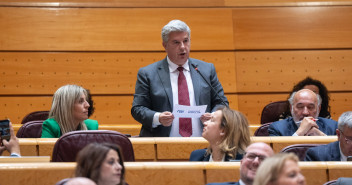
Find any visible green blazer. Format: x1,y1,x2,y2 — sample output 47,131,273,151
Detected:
41,118,99,138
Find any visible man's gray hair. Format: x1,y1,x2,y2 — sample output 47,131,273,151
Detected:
288,91,322,106
338,111,352,131
161,20,191,43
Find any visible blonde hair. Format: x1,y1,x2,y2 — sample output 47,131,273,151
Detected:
207,107,251,159
49,84,88,134
253,153,299,185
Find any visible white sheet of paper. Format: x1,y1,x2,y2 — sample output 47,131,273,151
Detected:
172,104,207,118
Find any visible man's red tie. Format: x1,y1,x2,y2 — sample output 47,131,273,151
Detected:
177,67,192,137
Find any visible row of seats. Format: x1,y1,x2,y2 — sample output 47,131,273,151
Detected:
15,102,287,139
20,101,286,125
0,161,350,185
6,134,337,161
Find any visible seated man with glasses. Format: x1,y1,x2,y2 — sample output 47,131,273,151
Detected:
305,111,352,161
207,142,274,185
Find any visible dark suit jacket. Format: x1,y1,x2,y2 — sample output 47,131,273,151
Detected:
268,117,337,136
189,149,243,161
305,141,341,161
131,57,228,137
207,182,239,185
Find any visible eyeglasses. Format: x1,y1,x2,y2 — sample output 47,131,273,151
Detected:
340,130,352,145
244,152,267,162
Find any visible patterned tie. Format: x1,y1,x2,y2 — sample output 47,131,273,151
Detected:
177,67,192,137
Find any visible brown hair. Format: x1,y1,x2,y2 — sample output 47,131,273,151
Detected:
75,143,125,185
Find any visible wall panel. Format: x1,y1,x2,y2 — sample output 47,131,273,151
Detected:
232,7,352,49
0,8,234,51
235,50,352,92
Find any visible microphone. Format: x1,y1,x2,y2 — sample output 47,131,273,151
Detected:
191,63,228,107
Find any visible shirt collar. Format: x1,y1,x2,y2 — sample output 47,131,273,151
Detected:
339,142,348,161
167,56,189,73
239,179,246,185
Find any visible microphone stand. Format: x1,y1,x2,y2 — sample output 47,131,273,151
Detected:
191,63,229,107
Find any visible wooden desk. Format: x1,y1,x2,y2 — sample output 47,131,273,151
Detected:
2,138,37,156
37,138,57,160
271,136,337,153
205,162,240,183
327,162,352,180
130,138,155,161
154,137,208,161
0,162,350,185
0,156,50,163
13,124,260,137
125,162,205,185
299,161,328,185
14,136,339,162
0,162,75,185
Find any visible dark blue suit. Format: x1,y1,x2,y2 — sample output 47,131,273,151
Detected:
268,117,337,136
305,141,341,161
207,182,239,185
189,149,243,161
132,58,228,137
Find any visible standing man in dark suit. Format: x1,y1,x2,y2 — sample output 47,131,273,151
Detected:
305,111,352,161
269,89,337,136
131,20,228,137
207,142,274,185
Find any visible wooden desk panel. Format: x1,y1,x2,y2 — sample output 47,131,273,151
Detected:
327,162,352,180
28,136,341,161
0,162,75,185
125,162,205,185
299,162,328,185
155,137,208,161
0,161,348,185
0,156,50,163
251,136,272,145
37,138,57,159
1,139,37,156
99,125,141,137
205,162,240,183
271,136,337,153
1,0,352,8
130,138,156,161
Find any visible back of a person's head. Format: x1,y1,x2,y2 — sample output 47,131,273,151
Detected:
218,106,251,158
253,153,299,185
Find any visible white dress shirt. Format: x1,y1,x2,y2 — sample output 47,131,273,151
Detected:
151,56,202,137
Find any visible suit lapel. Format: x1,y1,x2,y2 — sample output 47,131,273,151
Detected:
317,120,326,133
330,141,341,161
288,118,298,135
157,58,173,108
189,59,200,106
